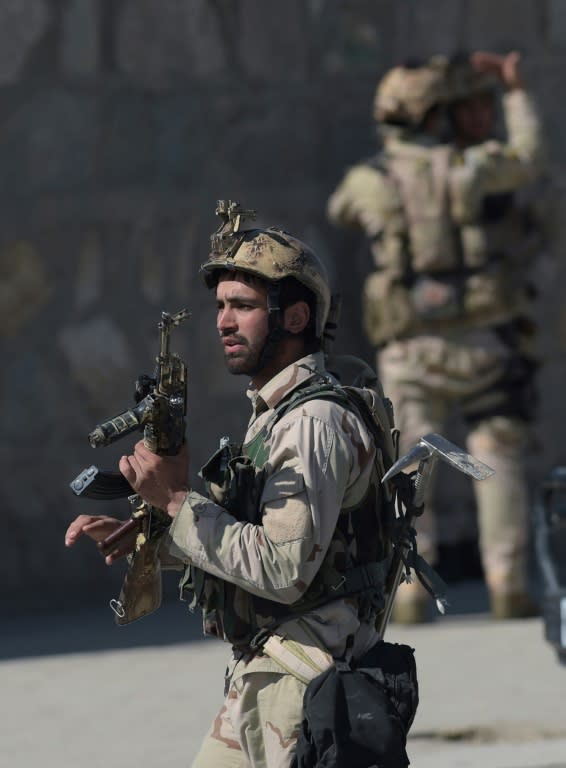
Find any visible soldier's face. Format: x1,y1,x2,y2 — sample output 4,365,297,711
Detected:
216,274,269,377
451,93,496,145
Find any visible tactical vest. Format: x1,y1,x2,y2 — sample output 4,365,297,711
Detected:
179,377,398,651
363,142,538,345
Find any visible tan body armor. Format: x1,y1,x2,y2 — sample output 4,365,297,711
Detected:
360,140,537,345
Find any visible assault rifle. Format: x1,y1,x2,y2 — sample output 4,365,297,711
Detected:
69,308,189,623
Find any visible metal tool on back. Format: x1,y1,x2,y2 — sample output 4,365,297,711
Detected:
378,432,494,638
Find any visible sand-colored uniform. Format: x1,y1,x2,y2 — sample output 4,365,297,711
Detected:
161,352,391,767
327,88,544,609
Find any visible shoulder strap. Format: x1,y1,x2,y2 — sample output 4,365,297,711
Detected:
272,376,397,475
243,378,340,468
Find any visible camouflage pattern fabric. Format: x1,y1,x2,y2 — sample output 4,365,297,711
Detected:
161,352,391,764
192,654,307,768
327,85,543,607
378,334,530,598
328,90,544,345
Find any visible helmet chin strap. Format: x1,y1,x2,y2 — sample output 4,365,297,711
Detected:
252,282,293,376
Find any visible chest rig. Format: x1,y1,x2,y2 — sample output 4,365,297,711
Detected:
363,145,538,344
179,377,398,651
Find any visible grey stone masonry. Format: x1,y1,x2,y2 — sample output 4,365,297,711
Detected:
1,0,566,610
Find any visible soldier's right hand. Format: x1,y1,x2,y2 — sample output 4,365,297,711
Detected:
500,51,524,89
470,50,524,89
65,514,136,565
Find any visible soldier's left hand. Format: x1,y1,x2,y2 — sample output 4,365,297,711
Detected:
119,440,190,518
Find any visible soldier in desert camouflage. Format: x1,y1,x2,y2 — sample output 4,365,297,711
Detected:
327,51,544,623
65,202,401,767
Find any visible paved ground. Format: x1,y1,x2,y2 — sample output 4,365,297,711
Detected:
2,582,565,768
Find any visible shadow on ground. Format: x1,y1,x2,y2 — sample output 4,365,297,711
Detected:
1,577,495,661
0,594,205,661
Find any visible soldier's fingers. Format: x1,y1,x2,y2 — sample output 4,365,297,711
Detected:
132,439,149,457
81,518,121,542
502,51,522,85
64,515,97,546
104,543,132,566
103,526,138,563
470,51,504,74
133,441,157,466
129,454,147,484
105,548,123,565
119,455,137,484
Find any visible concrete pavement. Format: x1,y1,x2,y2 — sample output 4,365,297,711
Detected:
2,586,565,768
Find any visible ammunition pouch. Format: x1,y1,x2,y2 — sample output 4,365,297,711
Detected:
460,320,540,425
463,351,539,425
364,253,530,345
500,353,539,423
199,439,265,522
363,270,414,345
178,441,268,647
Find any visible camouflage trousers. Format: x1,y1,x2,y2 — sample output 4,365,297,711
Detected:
378,333,531,599
192,653,306,768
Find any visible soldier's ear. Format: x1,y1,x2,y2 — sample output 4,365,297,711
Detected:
283,301,310,335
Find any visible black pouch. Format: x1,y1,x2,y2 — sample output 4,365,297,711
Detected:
292,641,418,768
199,441,264,522
356,641,419,732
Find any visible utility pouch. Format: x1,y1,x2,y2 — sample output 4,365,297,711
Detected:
292,641,417,768
262,629,334,685
199,439,239,504
463,260,519,320
363,270,414,344
355,640,419,731
200,440,264,522
224,456,263,522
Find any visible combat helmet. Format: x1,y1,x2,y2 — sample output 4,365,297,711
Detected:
200,200,331,339
373,60,448,127
445,52,498,102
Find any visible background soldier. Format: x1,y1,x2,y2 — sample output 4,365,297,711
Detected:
327,52,544,623
65,204,408,766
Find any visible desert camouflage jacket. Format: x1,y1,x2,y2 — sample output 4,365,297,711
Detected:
161,352,390,660
327,89,546,342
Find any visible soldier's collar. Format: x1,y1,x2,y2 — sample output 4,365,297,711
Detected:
248,352,324,413
385,132,444,154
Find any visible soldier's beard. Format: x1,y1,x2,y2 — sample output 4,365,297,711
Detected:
222,334,266,377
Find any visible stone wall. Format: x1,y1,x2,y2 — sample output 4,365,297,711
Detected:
2,0,566,611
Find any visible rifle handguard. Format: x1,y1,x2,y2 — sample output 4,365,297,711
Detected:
97,517,140,555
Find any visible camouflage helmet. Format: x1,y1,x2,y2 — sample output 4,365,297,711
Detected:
200,200,331,338
373,61,448,126
445,53,498,102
